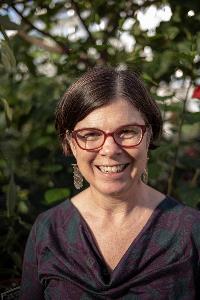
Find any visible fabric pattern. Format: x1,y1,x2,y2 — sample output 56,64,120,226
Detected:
20,197,200,299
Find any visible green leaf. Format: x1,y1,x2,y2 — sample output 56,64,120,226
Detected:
153,93,175,101
177,41,192,54
1,51,12,72
0,40,16,72
17,201,29,214
6,173,17,217
142,73,158,86
177,186,200,208
165,26,179,40
196,32,200,52
0,98,13,125
0,16,20,30
184,112,200,124
0,24,10,44
44,188,70,205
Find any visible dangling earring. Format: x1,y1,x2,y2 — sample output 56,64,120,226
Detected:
142,168,148,184
72,164,83,189
142,156,149,184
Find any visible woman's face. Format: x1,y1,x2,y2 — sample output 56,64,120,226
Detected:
69,98,150,197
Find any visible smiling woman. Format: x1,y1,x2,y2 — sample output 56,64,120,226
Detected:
20,66,200,299
66,99,150,198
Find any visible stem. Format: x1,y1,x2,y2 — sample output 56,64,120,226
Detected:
11,4,70,54
190,168,200,187
70,0,95,44
18,30,64,54
167,80,192,195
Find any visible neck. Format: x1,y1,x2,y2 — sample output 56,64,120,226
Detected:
86,181,150,220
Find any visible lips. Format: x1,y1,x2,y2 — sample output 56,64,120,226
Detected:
96,163,129,174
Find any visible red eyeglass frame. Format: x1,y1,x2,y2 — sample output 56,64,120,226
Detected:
70,124,148,151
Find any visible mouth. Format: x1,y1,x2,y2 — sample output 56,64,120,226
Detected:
96,163,129,174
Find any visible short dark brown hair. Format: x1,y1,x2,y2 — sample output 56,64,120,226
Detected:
55,66,163,154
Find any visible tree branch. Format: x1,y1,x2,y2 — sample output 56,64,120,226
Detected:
18,30,64,54
70,0,96,44
10,4,70,54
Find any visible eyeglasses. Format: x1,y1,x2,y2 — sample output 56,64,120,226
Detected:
70,124,148,151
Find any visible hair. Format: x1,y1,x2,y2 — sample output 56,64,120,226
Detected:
55,66,163,154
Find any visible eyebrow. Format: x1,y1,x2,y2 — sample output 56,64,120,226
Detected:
73,123,146,132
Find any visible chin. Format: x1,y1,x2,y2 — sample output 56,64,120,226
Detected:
94,182,132,198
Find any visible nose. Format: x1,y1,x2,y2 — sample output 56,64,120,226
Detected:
99,135,122,156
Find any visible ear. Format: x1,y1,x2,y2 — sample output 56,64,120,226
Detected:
69,139,77,158
65,131,77,158
146,126,152,149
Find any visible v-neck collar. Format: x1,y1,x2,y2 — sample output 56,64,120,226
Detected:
67,196,168,283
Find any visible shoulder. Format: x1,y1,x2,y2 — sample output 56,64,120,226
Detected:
33,199,75,240
37,199,71,222
162,196,200,240
181,203,200,252
160,196,200,218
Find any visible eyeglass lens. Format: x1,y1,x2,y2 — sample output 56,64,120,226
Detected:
75,125,144,150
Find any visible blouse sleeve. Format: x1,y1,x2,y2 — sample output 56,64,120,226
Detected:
20,218,44,300
191,213,200,299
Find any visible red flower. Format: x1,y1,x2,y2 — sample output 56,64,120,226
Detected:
192,86,200,99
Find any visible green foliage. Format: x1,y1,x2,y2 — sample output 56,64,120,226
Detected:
44,188,71,205
0,0,199,288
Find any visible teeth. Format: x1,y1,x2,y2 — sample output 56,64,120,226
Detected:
98,164,127,173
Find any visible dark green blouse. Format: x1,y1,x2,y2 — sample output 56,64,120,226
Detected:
20,196,200,299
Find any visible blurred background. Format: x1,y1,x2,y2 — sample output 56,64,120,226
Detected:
0,0,200,292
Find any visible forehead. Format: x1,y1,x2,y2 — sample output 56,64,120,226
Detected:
74,98,145,130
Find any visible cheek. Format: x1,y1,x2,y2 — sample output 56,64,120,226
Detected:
128,146,148,168
128,145,147,158
76,153,96,182
76,150,95,168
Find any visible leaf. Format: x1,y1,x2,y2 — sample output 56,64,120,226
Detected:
165,26,179,40
6,172,17,217
153,93,175,101
0,16,20,30
0,40,16,72
177,186,200,208
142,73,158,86
196,32,200,52
184,112,200,124
17,201,29,214
0,98,13,125
0,24,10,44
44,188,70,205
1,51,12,72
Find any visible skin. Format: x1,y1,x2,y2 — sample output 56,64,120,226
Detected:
68,98,164,223
67,98,165,271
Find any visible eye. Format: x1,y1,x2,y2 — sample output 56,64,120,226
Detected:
76,130,102,141
118,126,140,139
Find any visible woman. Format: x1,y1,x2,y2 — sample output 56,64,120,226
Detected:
20,66,200,299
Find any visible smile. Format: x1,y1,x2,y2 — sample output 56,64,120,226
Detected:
96,164,129,174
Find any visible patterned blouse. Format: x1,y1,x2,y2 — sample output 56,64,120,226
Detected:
20,196,200,299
